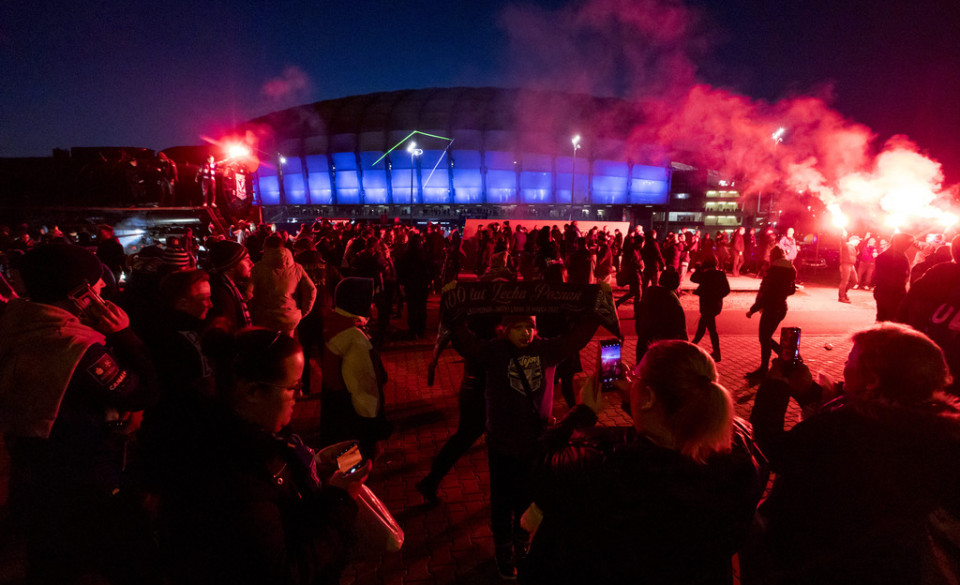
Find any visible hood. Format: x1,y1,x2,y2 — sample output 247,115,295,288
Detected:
259,245,295,270
0,300,106,437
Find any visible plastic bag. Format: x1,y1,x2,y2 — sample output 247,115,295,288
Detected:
354,484,404,555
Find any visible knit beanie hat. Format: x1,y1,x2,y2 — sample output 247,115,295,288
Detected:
208,240,248,272
334,277,374,318
20,244,104,303
161,247,191,270
130,245,164,274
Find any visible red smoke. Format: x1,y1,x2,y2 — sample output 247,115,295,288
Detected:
261,66,312,106
500,0,957,232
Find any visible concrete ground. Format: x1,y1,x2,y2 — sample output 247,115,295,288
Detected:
0,275,878,584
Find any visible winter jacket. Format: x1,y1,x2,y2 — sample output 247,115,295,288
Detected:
749,380,960,585
523,419,766,585
749,259,796,314
691,267,731,316
250,246,317,331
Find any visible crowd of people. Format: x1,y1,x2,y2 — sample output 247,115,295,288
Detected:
0,216,959,584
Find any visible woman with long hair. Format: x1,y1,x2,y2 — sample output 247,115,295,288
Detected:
521,341,766,585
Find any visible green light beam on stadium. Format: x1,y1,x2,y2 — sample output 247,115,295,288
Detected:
372,130,453,167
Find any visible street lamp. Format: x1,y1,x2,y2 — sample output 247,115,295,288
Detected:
571,134,581,204
758,127,786,216
407,141,423,204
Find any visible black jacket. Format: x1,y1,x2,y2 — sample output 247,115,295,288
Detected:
749,260,796,314
691,267,731,316
149,399,356,585
523,418,766,585
750,380,960,584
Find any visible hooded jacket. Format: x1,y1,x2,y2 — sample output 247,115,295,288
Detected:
0,300,105,437
250,245,317,331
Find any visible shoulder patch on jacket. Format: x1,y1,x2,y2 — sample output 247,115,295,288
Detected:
86,353,127,391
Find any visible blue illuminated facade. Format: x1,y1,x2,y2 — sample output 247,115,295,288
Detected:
242,88,671,210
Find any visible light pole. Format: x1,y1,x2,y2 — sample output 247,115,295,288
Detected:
571,134,581,205
759,127,786,217
407,141,423,204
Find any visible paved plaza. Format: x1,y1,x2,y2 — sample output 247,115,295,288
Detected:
312,278,875,585
0,277,877,584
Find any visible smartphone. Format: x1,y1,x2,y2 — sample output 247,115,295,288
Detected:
599,339,624,391
336,443,363,475
67,280,106,318
779,327,802,365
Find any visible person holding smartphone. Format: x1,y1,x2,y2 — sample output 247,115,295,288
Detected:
0,243,161,583
521,341,766,585
746,323,960,584
146,328,368,585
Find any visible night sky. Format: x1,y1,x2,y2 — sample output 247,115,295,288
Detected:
2,0,958,182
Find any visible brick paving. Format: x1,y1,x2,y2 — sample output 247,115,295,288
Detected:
296,284,864,585
0,279,870,585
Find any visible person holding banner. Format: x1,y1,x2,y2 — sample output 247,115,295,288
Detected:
449,303,601,580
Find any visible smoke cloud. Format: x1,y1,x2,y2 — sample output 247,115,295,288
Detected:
261,66,313,107
501,0,957,232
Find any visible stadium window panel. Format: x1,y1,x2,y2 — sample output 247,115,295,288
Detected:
592,160,628,204
332,152,361,205
359,152,388,205
629,164,670,204
390,152,417,205
281,157,306,205
521,171,552,203
556,156,587,204
451,150,482,204
305,155,332,205
632,164,669,182
520,153,553,203
420,150,451,204
486,170,517,203
257,167,281,205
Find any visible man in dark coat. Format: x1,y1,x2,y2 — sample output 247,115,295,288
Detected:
838,234,860,303
731,227,746,277
640,229,665,290
634,268,687,363
747,323,960,585
204,240,254,336
873,232,914,321
690,254,731,361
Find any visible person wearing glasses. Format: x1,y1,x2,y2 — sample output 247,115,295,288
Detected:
147,327,367,585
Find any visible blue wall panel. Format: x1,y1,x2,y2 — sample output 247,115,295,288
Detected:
259,144,668,207
592,160,628,204
521,171,552,203
305,155,332,205
282,157,307,205
359,152,388,205
629,164,670,204
420,150,450,204
332,152,361,204
257,167,281,205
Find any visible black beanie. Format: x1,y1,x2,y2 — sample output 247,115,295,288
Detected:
334,277,374,318
208,240,248,272
20,244,105,303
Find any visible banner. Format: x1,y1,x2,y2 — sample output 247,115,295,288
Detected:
440,281,621,339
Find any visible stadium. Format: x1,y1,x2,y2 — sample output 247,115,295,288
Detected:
238,87,676,224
